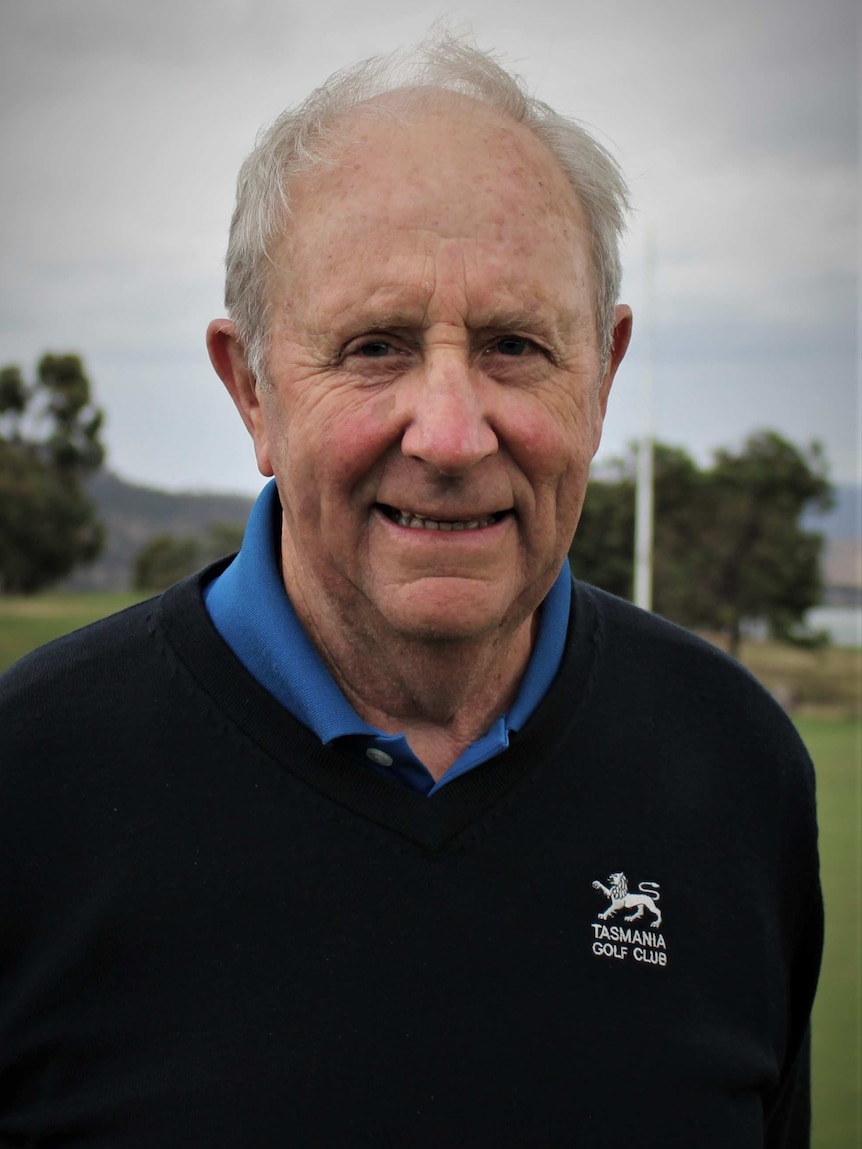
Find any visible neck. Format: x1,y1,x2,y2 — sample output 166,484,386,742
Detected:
284,572,537,782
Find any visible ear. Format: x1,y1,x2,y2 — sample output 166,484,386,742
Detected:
206,319,274,477
592,304,633,454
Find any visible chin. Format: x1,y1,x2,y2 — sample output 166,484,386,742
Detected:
392,616,496,644
378,581,521,644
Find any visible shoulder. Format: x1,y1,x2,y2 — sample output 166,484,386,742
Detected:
0,596,167,768
0,595,159,706
1,596,157,684
0,557,235,705
570,580,820,891
571,579,815,789
576,579,786,708
0,571,222,754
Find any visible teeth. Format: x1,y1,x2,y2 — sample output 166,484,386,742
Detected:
387,507,499,531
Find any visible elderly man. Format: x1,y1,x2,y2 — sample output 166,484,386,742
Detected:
0,33,821,1148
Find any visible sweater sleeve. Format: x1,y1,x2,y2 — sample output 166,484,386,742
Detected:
765,1026,812,1149
765,863,824,1149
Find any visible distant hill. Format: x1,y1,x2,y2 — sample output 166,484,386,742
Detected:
62,471,860,596
62,472,255,592
803,483,860,543
804,485,861,601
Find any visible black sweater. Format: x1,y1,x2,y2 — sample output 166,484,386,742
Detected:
0,571,822,1147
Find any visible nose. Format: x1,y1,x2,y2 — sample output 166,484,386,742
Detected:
399,351,498,475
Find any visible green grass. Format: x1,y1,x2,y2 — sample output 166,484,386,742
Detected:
0,592,147,673
1,599,860,1143
799,718,862,1149
742,641,862,719
697,632,862,719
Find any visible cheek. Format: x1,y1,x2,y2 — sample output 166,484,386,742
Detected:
282,395,397,508
507,393,598,486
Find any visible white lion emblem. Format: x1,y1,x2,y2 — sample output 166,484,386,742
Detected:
592,872,662,929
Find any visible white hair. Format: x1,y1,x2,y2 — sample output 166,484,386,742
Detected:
224,31,630,381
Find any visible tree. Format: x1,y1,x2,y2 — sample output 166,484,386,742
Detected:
696,432,832,655
569,432,833,656
132,522,246,592
132,535,201,592
0,355,105,594
568,466,634,599
205,522,245,560
570,443,711,618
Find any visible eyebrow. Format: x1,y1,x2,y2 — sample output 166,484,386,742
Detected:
340,303,580,338
468,307,575,334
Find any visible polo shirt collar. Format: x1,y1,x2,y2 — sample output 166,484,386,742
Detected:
204,479,571,794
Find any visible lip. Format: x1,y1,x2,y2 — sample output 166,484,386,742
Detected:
373,503,514,537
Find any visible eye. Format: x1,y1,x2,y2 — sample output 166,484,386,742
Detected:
356,340,393,358
490,336,537,357
339,332,414,376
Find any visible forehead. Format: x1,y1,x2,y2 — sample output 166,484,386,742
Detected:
274,92,592,323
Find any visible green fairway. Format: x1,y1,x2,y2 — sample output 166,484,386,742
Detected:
0,592,147,673
1,597,860,1143
798,718,862,1149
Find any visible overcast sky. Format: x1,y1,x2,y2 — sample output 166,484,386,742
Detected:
0,0,858,495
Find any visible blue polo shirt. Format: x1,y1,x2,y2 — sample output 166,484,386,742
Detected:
203,480,571,795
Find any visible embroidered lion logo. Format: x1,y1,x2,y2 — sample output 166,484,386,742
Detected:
592,872,662,929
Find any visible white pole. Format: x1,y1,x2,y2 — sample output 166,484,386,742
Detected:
634,225,656,611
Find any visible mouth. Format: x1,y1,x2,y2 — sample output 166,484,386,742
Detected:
376,504,510,532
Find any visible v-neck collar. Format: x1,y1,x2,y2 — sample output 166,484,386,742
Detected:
157,567,601,851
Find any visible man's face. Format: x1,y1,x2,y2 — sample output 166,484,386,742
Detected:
221,95,630,646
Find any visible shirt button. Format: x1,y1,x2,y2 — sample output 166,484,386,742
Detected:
366,747,394,767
